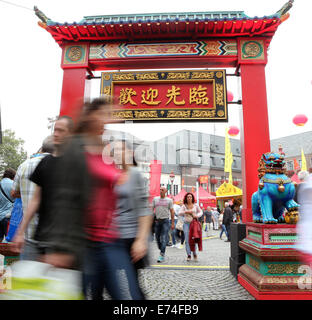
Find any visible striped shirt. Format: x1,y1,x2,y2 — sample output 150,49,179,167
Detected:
13,153,49,240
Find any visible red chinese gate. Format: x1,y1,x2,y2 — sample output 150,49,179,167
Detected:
36,6,291,229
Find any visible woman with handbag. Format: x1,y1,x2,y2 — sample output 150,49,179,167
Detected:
178,193,203,261
175,201,185,249
112,139,153,300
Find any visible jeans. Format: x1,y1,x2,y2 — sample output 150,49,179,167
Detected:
155,219,170,256
225,224,231,241
83,241,127,300
219,224,228,239
176,230,185,244
115,238,146,300
183,222,197,257
168,220,177,245
213,218,219,230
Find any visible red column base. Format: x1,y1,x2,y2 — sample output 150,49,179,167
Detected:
238,274,312,300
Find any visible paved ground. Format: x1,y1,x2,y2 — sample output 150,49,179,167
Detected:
104,227,255,300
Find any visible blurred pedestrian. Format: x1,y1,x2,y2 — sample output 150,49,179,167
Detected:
175,201,184,249
203,206,213,230
239,205,243,222
219,209,228,240
217,205,221,214
10,136,54,257
152,187,175,263
112,139,153,299
212,207,219,230
40,97,132,300
179,193,203,261
294,170,309,203
0,168,16,242
222,202,233,242
168,201,180,248
296,173,312,269
13,116,73,261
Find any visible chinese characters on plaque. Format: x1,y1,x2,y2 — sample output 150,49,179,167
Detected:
101,70,228,122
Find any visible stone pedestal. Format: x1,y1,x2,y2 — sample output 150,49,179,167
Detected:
238,223,312,300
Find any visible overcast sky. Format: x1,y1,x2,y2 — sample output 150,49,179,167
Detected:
0,0,311,155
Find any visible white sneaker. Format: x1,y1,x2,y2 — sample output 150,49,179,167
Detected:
177,244,184,249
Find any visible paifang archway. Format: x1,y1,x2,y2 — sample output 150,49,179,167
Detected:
35,4,292,225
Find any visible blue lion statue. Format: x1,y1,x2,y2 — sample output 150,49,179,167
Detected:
252,152,299,224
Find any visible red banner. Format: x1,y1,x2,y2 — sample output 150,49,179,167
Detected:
293,158,300,172
149,160,162,203
199,175,209,184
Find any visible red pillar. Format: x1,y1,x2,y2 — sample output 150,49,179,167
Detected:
60,68,88,120
240,64,271,222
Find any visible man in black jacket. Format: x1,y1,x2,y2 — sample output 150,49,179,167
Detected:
222,202,233,242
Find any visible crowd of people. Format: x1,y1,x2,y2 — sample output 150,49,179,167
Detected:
0,98,154,300
3,96,311,300
0,97,237,300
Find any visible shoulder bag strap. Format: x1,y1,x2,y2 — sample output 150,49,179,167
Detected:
0,181,14,203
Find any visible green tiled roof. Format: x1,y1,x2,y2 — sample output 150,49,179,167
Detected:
80,11,249,24
46,10,281,26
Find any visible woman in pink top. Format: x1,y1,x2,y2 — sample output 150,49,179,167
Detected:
179,193,203,261
41,97,124,300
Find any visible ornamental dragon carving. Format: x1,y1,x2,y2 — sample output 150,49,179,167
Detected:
252,152,299,224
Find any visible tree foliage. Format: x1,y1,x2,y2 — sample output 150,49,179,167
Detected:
0,129,27,175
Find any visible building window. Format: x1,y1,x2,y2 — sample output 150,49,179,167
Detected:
233,159,237,168
210,157,216,166
174,185,179,196
221,158,225,166
210,184,216,192
166,184,170,194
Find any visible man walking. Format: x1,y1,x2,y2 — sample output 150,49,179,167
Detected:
222,202,234,242
13,116,74,265
212,207,220,230
152,187,175,262
11,136,54,259
203,206,213,230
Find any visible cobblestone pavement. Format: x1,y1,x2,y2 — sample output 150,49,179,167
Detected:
104,227,255,300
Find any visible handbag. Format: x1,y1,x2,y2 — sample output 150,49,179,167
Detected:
176,219,184,231
5,198,23,242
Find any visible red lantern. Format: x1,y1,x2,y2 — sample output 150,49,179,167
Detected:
228,126,240,136
227,91,234,102
293,114,308,127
